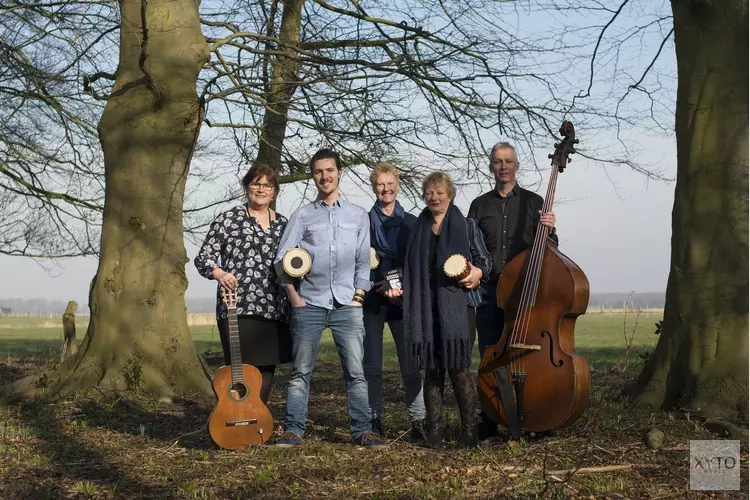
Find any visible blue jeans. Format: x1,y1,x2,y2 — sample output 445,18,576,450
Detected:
283,304,371,440
363,306,425,422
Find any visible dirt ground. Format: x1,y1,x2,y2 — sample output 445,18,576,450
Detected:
0,354,747,499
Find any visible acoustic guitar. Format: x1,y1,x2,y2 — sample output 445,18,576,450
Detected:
208,288,274,449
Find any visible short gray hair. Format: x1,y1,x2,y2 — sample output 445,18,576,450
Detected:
489,142,518,165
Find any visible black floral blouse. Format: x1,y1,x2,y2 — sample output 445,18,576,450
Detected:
194,204,290,322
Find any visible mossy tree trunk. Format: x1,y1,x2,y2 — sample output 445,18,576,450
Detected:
628,0,748,429
7,0,212,401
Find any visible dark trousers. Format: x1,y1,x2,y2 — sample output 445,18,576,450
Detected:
475,283,515,434
475,283,504,355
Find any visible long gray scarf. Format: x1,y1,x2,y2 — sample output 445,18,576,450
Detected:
403,203,472,371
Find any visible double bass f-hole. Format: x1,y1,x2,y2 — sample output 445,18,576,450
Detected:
540,331,564,367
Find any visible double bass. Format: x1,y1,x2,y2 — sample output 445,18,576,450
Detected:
477,121,590,435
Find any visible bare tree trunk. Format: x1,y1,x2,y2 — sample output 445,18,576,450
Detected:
627,0,748,432
7,0,212,401
255,0,305,171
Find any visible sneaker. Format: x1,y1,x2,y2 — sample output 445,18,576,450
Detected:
477,414,500,441
410,418,427,442
371,418,384,437
273,432,302,447
354,432,388,449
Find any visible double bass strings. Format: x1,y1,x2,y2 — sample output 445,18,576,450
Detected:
509,160,560,378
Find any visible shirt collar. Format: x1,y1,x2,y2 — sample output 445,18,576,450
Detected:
314,198,342,208
492,183,520,199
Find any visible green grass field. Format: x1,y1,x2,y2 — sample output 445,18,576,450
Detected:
0,311,661,370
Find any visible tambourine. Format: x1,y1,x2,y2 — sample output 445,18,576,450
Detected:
282,248,312,278
443,254,470,281
370,247,380,270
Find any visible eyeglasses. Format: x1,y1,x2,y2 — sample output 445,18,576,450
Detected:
249,182,274,191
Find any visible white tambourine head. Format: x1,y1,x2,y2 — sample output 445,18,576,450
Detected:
283,248,312,278
443,254,470,280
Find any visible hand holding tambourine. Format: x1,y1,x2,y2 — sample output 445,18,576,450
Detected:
443,254,482,289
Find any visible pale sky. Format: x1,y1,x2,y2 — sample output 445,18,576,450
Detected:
0,0,678,309
0,132,676,308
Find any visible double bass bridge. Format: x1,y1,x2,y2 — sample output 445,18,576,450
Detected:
509,343,541,352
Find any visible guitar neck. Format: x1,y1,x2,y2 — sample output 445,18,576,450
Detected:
226,307,244,384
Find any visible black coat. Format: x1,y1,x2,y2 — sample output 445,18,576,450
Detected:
363,210,417,321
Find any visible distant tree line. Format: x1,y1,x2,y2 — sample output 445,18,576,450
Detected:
0,292,665,315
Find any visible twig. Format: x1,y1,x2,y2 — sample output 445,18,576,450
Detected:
547,463,659,477
293,474,315,486
591,443,616,455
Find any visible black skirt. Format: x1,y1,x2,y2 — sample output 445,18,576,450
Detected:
217,315,293,367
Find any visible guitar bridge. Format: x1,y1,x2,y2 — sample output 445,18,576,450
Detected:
225,418,259,427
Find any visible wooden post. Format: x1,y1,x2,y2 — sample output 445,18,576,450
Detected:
61,300,78,362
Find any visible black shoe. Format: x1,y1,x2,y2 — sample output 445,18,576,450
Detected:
461,425,479,448
477,414,500,441
410,418,427,442
370,418,384,437
425,421,443,448
527,429,557,440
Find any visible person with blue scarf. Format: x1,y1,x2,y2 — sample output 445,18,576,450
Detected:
363,163,426,441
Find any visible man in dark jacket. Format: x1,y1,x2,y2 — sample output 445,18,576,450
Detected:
468,142,558,440
363,162,426,441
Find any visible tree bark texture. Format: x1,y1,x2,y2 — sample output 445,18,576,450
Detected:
255,0,305,171
7,0,212,401
629,0,748,427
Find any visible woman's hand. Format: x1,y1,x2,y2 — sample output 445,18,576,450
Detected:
384,288,403,303
459,263,482,289
213,269,238,291
374,280,389,294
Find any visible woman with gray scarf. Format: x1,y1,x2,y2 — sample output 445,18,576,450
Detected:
398,172,491,447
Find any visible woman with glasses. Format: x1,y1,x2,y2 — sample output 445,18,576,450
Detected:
194,163,292,404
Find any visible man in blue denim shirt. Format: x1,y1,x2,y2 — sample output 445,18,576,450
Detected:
273,148,385,449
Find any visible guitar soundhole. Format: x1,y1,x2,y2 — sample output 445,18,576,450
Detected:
291,256,303,268
229,382,249,401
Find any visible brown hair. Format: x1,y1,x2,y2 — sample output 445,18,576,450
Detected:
369,162,400,193
309,148,343,172
242,163,279,194
422,171,456,200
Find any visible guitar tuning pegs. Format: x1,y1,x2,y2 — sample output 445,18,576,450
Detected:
554,143,560,148
574,139,580,144
548,154,553,159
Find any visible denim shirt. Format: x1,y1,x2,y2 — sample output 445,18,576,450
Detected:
274,198,372,309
